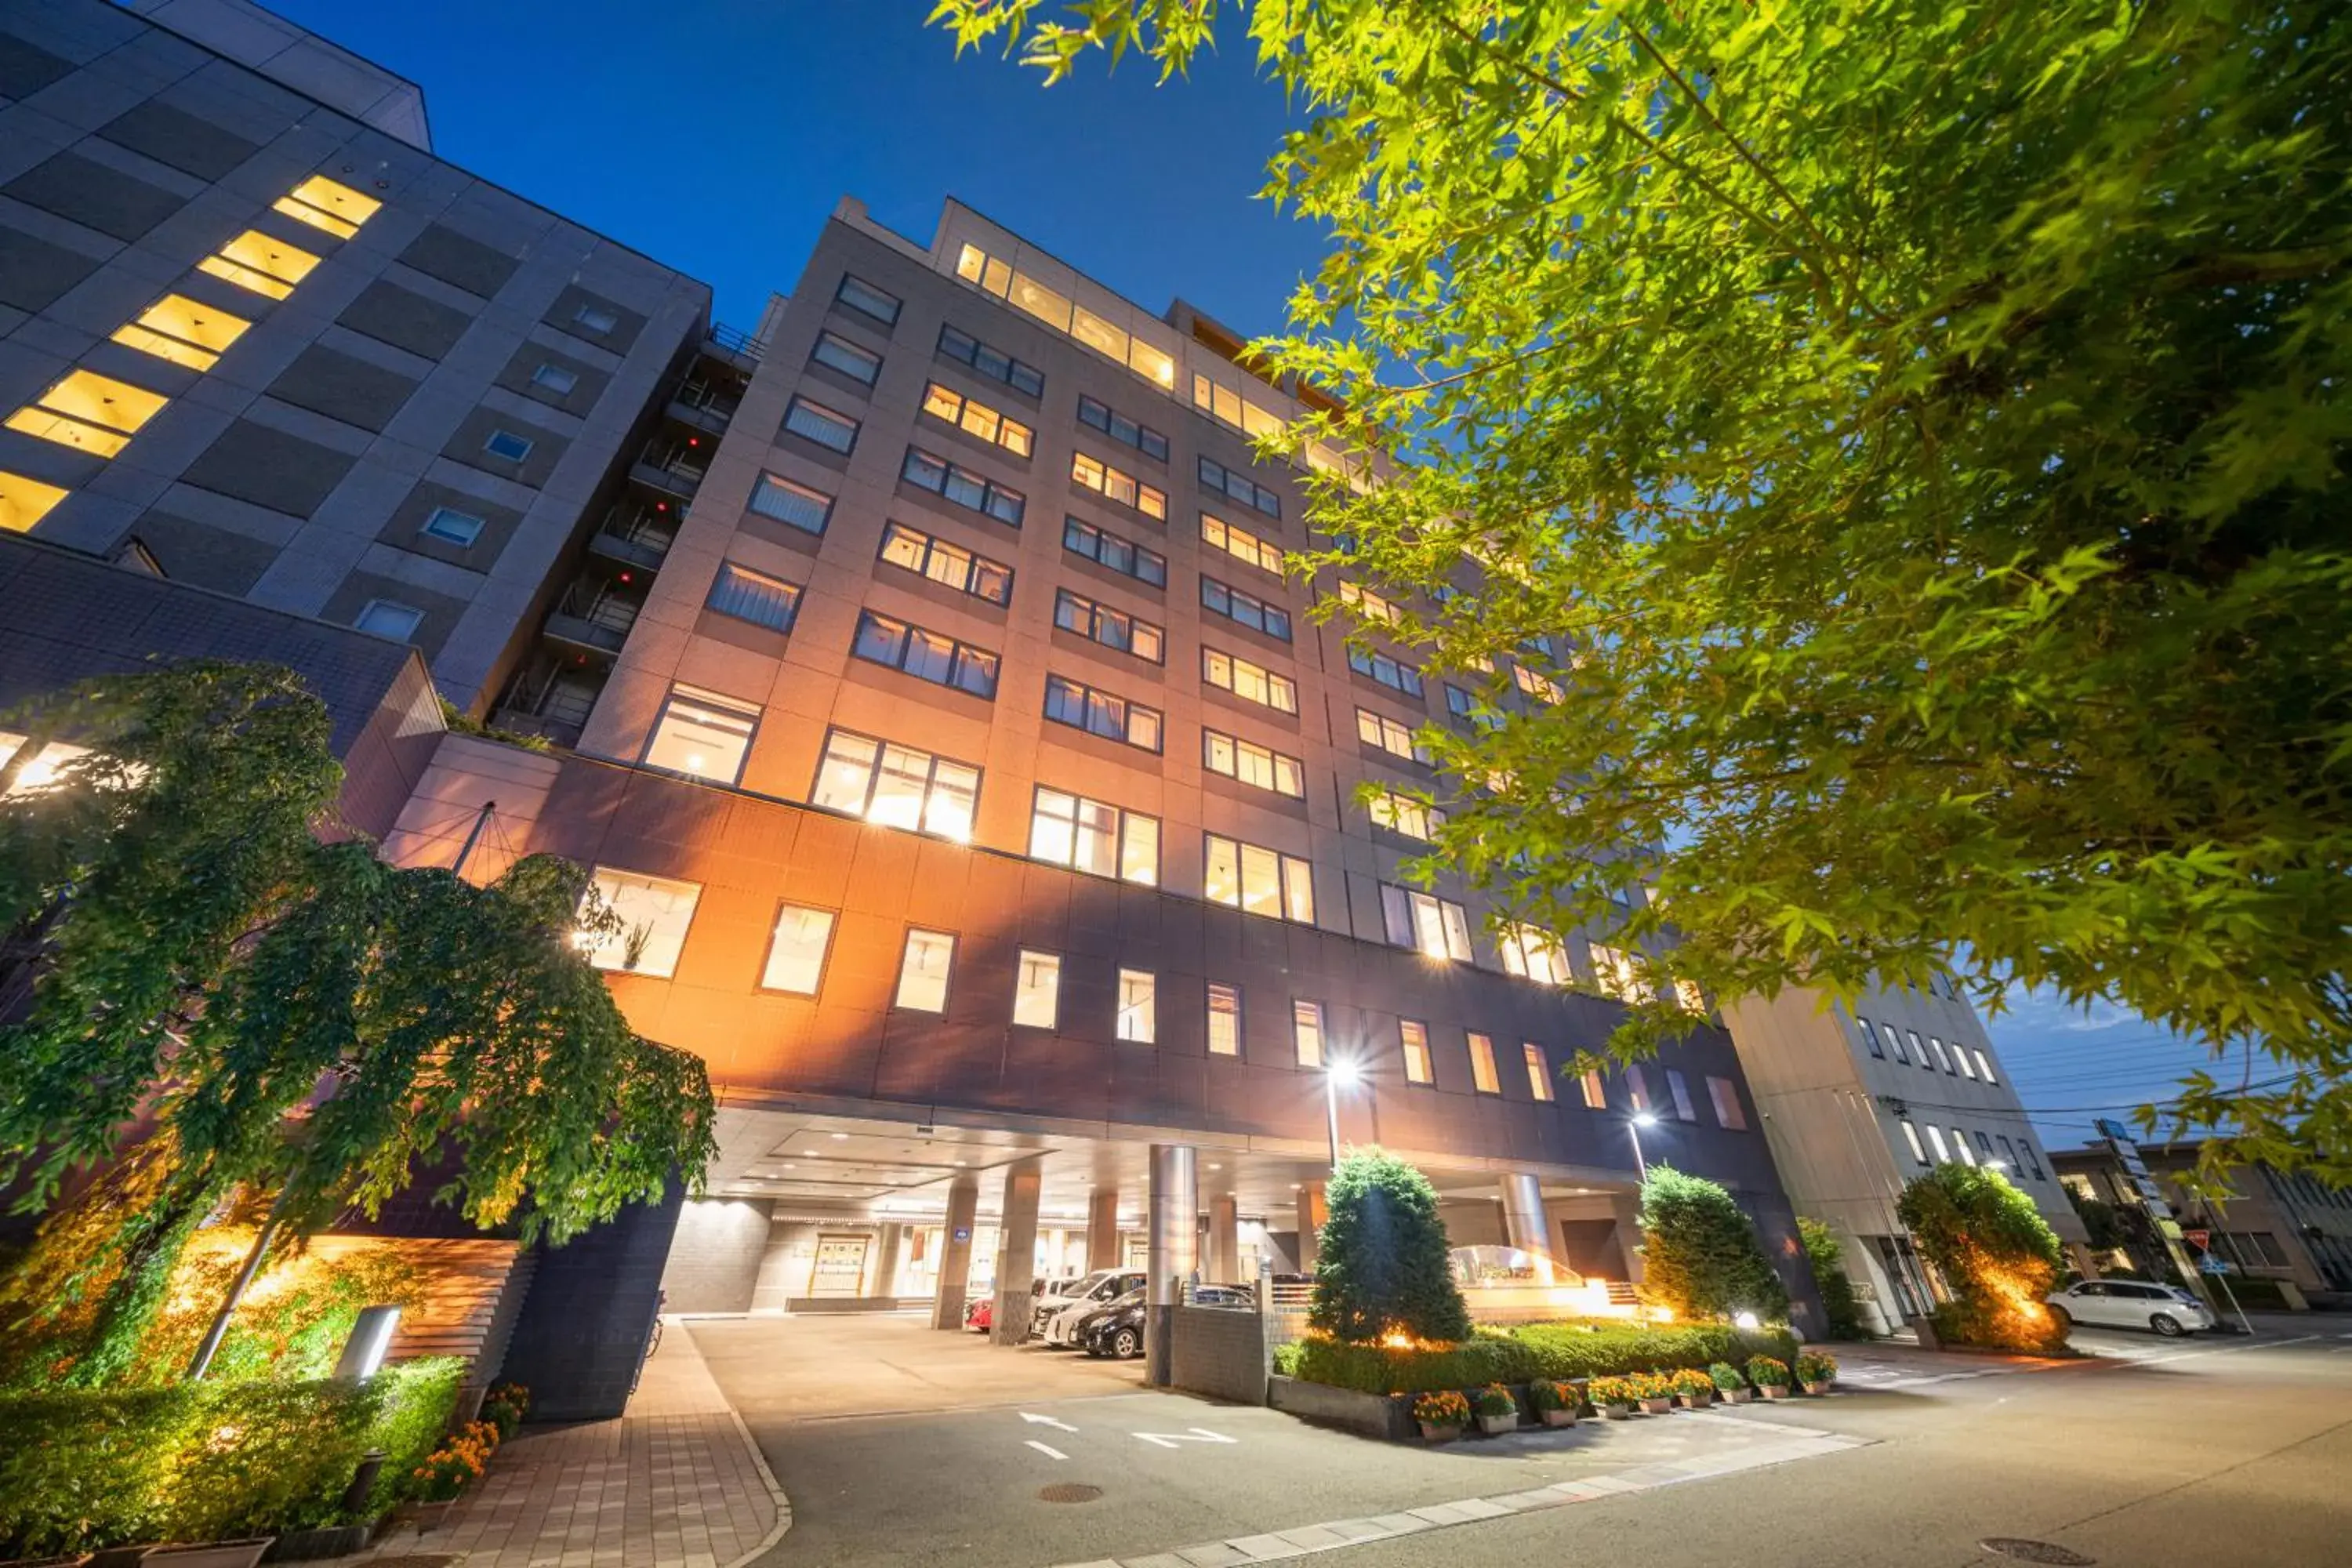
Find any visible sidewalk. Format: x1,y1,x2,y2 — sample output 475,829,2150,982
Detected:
359,1325,790,1568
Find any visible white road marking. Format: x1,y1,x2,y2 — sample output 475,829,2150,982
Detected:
1134,1428,1238,1449
1021,1411,1080,1432
1025,1440,1069,1461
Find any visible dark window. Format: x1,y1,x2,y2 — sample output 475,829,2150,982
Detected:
1201,575,1291,641
1198,454,1280,519
937,323,1045,397
851,609,1000,698
1054,588,1164,663
1044,674,1163,752
747,471,832,535
809,330,882,386
1077,394,1169,461
1062,517,1166,586
1348,644,1423,696
902,446,1025,526
877,521,1013,605
835,273,902,325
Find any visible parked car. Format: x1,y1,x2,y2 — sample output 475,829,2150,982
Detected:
1040,1270,1147,1345
2045,1279,2218,1337
1028,1269,1129,1339
1064,1286,1145,1352
964,1295,993,1334
1081,1283,1255,1359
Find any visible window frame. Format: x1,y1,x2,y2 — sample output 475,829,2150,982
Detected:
1524,1042,1555,1102
1356,706,1432,764
809,329,884,386
1202,727,1306,798
902,445,1025,526
1380,884,1472,964
835,272,904,326
1292,1000,1327,1068
1198,452,1281,518
1200,512,1283,575
759,902,837,996
1028,786,1160,885
353,598,423,641
1042,673,1163,753
921,379,1035,457
1207,982,1242,1056
1116,967,1156,1044
1071,448,1167,519
420,504,485,546
1346,643,1423,696
936,321,1045,397
1203,833,1316,924
482,427,534,463
894,927,956,1012
1053,586,1165,663
1200,646,1299,714
1012,949,1062,1029
1399,1020,1434,1085
746,470,833,535
641,681,760,786
808,728,982,841
1468,1032,1501,1094
1077,393,1169,461
1063,515,1167,587
785,394,860,455
850,608,1001,699
877,520,1014,606
579,868,701,979
1200,575,1292,641
706,560,803,633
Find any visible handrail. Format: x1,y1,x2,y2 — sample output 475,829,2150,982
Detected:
707,321,764,361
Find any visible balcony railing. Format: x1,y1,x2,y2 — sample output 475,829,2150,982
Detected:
629,440,708,499
666,377,741,434
707,321,764,361
542,582,642,656
588,501,677,570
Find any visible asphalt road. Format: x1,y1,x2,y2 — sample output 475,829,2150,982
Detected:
711,1315,2352,1568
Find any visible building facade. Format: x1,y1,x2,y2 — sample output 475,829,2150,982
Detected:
1721,978,2089,1332
2055,1140,2352,1308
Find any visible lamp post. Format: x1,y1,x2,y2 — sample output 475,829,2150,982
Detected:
1325,1058,1359,1167
1629,1110,1660,1181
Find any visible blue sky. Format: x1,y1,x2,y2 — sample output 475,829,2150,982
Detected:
267,1,2215,1156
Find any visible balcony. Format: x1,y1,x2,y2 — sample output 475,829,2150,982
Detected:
492,657,606,750
542,579,644,657
629,436,709,500
666,376,742,437
587,499,677,571
702,320,764,375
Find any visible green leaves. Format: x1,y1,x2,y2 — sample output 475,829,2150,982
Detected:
1636,1165,1790,1322
1310,1145,1473,1343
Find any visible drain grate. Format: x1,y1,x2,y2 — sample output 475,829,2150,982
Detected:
1980,1541,2096,1565
1038,1483,1104,1504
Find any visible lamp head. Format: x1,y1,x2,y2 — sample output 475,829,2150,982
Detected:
1632,1111,1660,1128
1328,1058,1360,1087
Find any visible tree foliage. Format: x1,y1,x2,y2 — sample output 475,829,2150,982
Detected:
932,0,2352,1178
0,663,718,1381
1636,1164,1788,1322
1798,1216,1867,1340
1896,1163,2069,1352
1309,1146,1472,1343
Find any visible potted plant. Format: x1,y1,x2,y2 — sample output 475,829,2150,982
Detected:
1632,1371,1678,1415
1411,1389,1472,1443
1748,1356,1793,1399
1471,1384,1519,1436
407,1425,495,1528
1670,1367,1715,1408
479,1380,531,1440
1587,1374,1637,1419
1709,1361,1754,1403
1797,1351,1839,1394
1527,1379,1581,1428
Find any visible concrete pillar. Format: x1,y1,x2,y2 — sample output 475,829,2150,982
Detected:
1207,1194,1241,1283
1145,1143,1198,1386
1297,1183,1327,1272
1609,1190,1646,1283
930,1175,981,1330
1500,1172,1556,1285
992,1158,1043,1345
871,1221,905,1301
1087,1189,1121,1271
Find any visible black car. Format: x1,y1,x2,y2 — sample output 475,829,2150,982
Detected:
1081,1283,1255,1359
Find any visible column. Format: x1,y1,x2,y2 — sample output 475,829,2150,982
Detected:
1087,1189,1121,1271
929,1175,981,1330
992,1157,1044,1345
1207,1194,1241,1283
1145,1143,1198,1386
1609,1189,1646,1284
1500,1172,1556,1285
1296,1182,1328,1272
870,1221,905,1301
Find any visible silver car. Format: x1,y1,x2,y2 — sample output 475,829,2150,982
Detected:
2045,1279,2219,1338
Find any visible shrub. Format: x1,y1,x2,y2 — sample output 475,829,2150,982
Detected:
1708,1361,1748,1392
1527,1378,1577,1413
1670,1367,1715,1401
1272,1341,1304,1377
1625,1370,1675,1401
1798,1218,1871,1340
1898,1164,2070,1352
1410,1389,1469,1428
1288,1333,1540,1395
1638,1167,1791,1323
1747,1356,1791,1388
1312,1148,1472,1344
1586,1374,1638,1407
478,1381,528,1441
1797,1351,1838,1384
0,1356,465,1557
1285,1318,1801,1396
1508,1320,1798,1381
1471,1383,1517,1418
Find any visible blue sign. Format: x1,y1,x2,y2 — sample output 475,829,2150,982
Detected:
2198,1253,2234,1275
953,1226,971,1243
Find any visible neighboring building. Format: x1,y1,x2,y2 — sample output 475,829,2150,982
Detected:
0,0,731,711
1722,978,2089,1333
2055,1140,2352,1308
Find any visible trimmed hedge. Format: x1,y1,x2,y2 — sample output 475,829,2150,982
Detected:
0,1356,464,1558
1283,1319,1800,1395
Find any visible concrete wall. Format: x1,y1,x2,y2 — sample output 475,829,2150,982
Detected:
660,1197,774,1315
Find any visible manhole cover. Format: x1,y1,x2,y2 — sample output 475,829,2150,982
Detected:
1980,1541,2096,1565
1038,1483,1103,1504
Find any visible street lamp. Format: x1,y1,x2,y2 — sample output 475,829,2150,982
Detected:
1325,1058,1360,1167
1629,1110,1660,1181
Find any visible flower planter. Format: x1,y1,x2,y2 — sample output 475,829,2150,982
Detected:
1679,1392,1712,1409
1638,1396,1676,1415
1759,1384,1791,1400
1802,1380,1834,1396
141,1541,274,1568
1476,1414,1518,1436
1725,1387,1755,1404
1419,1421,1464,1444
1539,1408,1577,1428
89,1548,158,1568
1,1554,94,1567
1601,1403,1632,1421
261,1522,379,1562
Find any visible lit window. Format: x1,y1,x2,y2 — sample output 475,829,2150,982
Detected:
1947,1037,1977,1080
1054,587,1163,662
1525,1043,1555,1102
1950,1126,1976,1165
1380,885,1472,963
851,609,1001,699
524,363,577,398
1855,1013,1885,1058
922,382,1033,456
1071,450,1165,518
1926,1124,1951,1163
1064,516,1165,586
747,471,832,535
1667,1069,1697,1122
1014,950,1062,1029
1708,1076,1748,1130
1338,580,1405,628
274,174,379,237
1881,1022,1911,1064
1078,394,1167,460
1293,1000,1326,1067
785,396,858,454
1117,969,1156,1043
1029,786,1159,884
706,561,801,632
1513,662,1563,704
1201,513,1282,574
573,303,619,335
1208,982,1241,1056
760,903,836,994
1347,644,1421,697
1625,1065,1652,1111
1203,728,1305,798
953,243,1174,387
895,928,955,1012
1580,1069,1606,1110
1973,1047,1998,1084
0,470,69,534
1468,1033,1501,1094
835,273,902,326
642,682,759,785
809,728,979,841
421,506,485,546
811,331,883,386
1900,1118,1929,1165
1201,575,1290,641
1204,833,1314,924
902,446,1024,525
1918,1031,1954,1073
579,869,700,978
1356,707,1432,764
1368,788,1443,840
1197,453,1280,518
352,599,423,641
111,293,250,370
198,230,319,299
1010,272,1072,332
1672,978,1708,1014
1202,648,1298,713
1043,673,1161,752
937,324,1044,397
482,428,534,463
5,370,169,458
1498,923,1571,985
1400,1021,1433,1084
877,521,1012,605
1589,944,1650,1004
